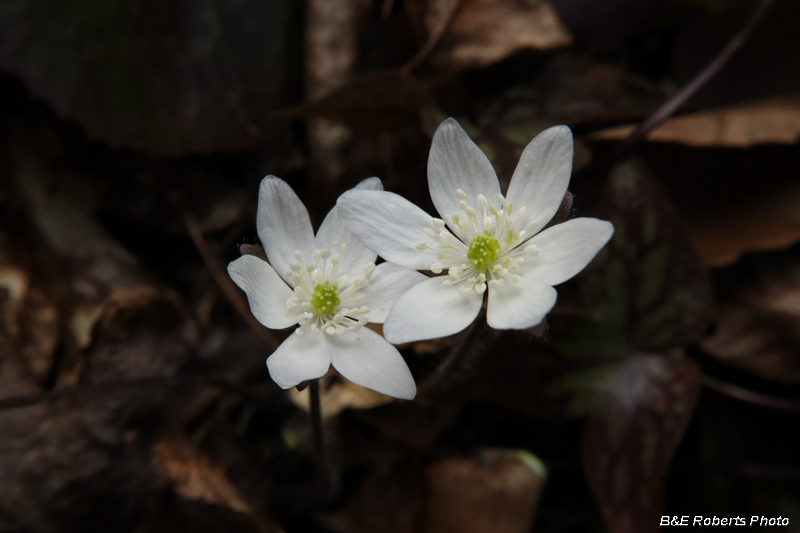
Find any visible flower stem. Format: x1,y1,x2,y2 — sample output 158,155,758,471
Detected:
308,380,332,496
420,309,488,397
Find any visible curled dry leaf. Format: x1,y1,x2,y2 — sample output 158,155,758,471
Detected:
582,353,701,533
587,95,800,148
684,179,800,267
152,441,251,513
0,260,60,384
702,255,800,384
425,0,572,69
10,140,196,383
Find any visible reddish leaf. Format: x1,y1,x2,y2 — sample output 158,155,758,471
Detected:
582,354,701,533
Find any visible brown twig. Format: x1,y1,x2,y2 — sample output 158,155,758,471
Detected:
399,0,463,74
0,374,267,412
184,213,279,349
702,374,800,414
609,0,776,160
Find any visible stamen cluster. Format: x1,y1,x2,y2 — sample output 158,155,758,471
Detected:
284,244,374,336
418,189,539,296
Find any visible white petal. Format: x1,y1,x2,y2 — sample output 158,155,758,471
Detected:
383,276,483,343
428,118,501,239
267,332,331,389
523,218,614,286
316,178,384,277
227,255,297,329
347,262,427,323
329,327,417,400
486,277,557,330
257,176,316,283
506,126,574,235
351,177,384,192
336,190,442,270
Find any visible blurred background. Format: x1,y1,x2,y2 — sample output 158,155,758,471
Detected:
1,0,799,531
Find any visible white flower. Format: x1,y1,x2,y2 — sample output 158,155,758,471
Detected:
228,176,425,399
337,118,614,343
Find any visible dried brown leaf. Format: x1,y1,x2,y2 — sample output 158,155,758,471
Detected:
684,180,800,267
583,354,701,533
0,262,60,383
427,0,572,69
702,255,800,383
152,441,251,513
587,95,800,148
424,450,546,533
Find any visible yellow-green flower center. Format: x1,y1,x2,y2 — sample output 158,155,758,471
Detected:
467,232,502,270
311,282,340,315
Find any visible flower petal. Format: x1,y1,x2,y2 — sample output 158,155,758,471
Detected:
383,276,483,343
266,332,330,389
347,262,427,323
524,217,614,286
329,327,417,400
486,277,557,330
257,176,316,283
428,118,501,239
506,126,573,235
227,255,297,329
316,179,383,277
337,189,442,270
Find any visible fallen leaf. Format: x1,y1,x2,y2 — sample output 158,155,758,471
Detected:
587,95,800,148
702,254,800,384
323,461,423,533
424,450,546,533
0,0,301,155
582,353,701,533
0,263,60,383
684,179,800,267
426,0,572,69
152,441,251,513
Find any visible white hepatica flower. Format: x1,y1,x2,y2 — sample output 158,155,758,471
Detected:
228,176,425,400
337,118,614,343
